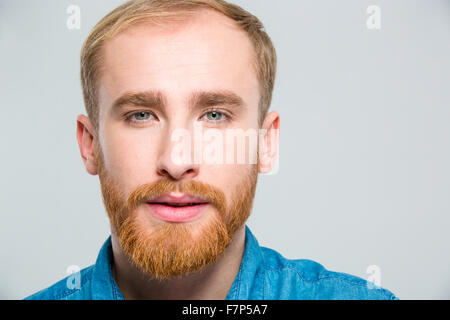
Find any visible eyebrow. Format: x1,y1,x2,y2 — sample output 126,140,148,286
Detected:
111,91,165,113
111,90,245,114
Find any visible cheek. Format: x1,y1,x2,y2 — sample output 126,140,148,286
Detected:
201,163,251,198
100,126,160,191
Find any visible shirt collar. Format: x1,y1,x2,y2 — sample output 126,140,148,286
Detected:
91,224,265,300
91,236,124,300
225,225,265,299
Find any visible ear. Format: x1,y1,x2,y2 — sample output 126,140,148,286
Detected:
258,111,280,174
76,114,99,175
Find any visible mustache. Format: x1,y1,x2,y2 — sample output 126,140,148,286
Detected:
125,178,227,215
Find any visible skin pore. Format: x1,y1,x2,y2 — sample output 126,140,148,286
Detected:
76,8,279,300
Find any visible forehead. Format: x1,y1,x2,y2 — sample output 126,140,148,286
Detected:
98,8,260,111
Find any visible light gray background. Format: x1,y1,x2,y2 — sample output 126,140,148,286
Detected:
1,0,449,300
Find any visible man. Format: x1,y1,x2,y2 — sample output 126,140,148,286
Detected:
26,0,397,300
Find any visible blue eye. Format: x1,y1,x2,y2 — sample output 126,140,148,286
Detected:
133,111,152,121
203,110,227,122
125,111,156,125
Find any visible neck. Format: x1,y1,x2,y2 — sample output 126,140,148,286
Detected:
110,226,246,300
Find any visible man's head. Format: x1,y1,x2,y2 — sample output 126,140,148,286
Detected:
76,0,279,279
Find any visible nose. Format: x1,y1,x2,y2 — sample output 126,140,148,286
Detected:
156,128,200,181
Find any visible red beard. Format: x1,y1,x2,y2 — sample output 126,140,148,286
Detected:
95,144,258,279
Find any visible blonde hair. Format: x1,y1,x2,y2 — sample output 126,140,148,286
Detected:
80,0,277,129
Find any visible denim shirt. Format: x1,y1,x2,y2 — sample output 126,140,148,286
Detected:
25,225,398,300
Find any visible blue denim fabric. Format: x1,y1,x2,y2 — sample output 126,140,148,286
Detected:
25,225,398,300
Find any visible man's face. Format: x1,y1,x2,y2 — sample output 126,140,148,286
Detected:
93,9,262,279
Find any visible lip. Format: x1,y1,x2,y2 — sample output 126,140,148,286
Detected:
146,192,209,222
147,192,209,205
